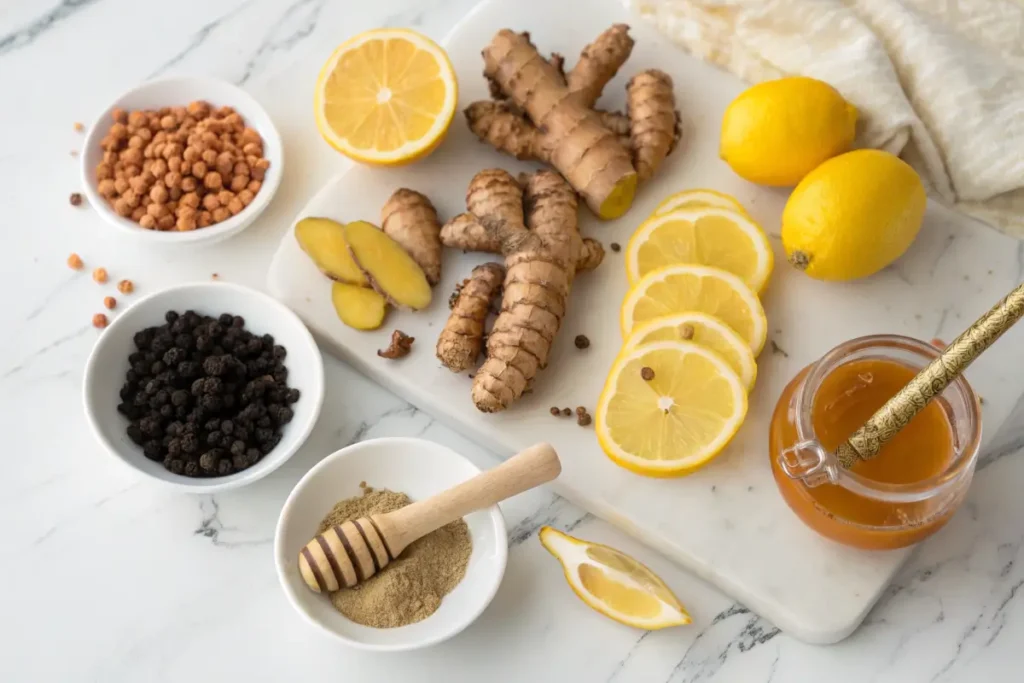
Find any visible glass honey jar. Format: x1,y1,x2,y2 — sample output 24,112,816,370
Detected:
769,335,981,550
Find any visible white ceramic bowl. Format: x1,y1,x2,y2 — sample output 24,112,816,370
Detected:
84,282,324,493
275,438,508,651
80,76,283,245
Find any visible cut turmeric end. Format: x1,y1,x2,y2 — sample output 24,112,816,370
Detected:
344,220,432,311
597,173,637,220
330,281,387,330
295,217,369,287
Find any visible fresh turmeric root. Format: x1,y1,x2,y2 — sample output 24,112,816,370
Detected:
466,25,680,217
344,221,432,311
440,169,599,412
436,262,504,373
380,189,443,286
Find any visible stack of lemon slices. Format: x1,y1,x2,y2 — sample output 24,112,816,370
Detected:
596,190,772,476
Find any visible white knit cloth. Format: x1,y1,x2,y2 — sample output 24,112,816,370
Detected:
625,0,1024,238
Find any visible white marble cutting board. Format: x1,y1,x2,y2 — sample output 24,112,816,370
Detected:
268,0,1024,644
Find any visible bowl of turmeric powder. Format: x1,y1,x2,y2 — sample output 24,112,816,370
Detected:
80,76,283,245
275,437,508,651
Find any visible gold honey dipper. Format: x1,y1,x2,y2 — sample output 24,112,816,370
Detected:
299,442,561,594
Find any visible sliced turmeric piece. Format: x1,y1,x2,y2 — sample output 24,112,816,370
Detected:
295,217,369,286
344,220,432,311
331,282,387,330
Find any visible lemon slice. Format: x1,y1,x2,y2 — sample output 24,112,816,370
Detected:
621,265,767,355
625,207,773,292
539,526,691,629
623,312,757,391
596,340,748,476
653,188,748,216
314,29,458,165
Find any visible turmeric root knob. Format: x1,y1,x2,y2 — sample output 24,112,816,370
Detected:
436,262,504,372
380,189,443,285
627,69,681,182
480,30,637,219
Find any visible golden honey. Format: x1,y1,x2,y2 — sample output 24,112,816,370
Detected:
769,335,981,550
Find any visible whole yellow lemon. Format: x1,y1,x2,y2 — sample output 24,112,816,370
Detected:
782,149,926,281
720,77,857,186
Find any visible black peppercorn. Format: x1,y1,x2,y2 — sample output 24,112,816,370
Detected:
118,311,300,478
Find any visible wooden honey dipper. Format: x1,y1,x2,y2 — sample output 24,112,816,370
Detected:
298,442,561,594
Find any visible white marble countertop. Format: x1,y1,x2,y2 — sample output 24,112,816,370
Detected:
3,0,1023,681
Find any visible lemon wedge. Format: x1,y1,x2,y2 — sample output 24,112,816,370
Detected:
314,29,457,165
539,526,691,629
625,207,773,292
623,312,757,391
653,188,748,216
596,340,747,476
621,264,767,355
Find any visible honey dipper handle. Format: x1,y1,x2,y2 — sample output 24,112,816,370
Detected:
380,443,561,554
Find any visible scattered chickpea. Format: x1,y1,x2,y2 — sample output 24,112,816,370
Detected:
103,296,116,310
92,267,108,284
67,253,83,270
92,313,109,329
69,192,83,206
549,406,561,416
561,407,572,417
73,122,85,132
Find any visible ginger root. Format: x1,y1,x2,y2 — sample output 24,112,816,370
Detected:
466,25,680,217
331,282,386,330
437,262,504,373
380,189,443,285
378,330,415,359
440,169,596,412
344,221,432,311
295,217,369,286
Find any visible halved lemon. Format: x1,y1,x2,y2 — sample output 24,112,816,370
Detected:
314,29,458,165
539,526,691,629
653,188,748,216
625,206,773,292
621,265,767,355
596,341,747,476
623,312,757,391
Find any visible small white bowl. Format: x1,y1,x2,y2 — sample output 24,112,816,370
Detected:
84,282,324,493
275,438,508,651
80,76,283,245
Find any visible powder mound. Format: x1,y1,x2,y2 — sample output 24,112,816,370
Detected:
317,484,472,628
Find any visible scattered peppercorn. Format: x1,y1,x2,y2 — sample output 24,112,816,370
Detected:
561,407,571,417
117,279,134,294
609,242,621,252
641,366,655,381
679,324,695,340
549,406,561,416
93,313,108,329
67,253,83,270
93,267,108,284
577,413,592,427
104,296,116,310
574,334,590,349
116,310,301,477
69,192,84,206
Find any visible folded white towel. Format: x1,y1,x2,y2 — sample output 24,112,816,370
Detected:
626,0,1024,238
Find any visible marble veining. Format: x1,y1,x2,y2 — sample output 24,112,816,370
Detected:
2,0,1022,680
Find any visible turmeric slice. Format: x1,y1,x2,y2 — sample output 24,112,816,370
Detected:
343,221,432,311
331,281,387,330
295,217,369,286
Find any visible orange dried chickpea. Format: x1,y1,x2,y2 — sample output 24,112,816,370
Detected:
117,279,134,294
67,253,84,270
104,296,117,310
95,104,268,231
93,267,108,284
93,313,109,329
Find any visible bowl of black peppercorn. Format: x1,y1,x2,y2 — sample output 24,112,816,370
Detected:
84,282,324,492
